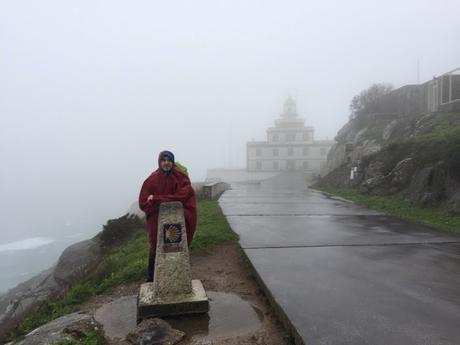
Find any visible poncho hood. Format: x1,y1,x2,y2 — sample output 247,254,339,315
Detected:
157,150,175,171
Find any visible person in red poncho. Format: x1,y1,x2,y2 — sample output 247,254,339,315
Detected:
138,150,197,282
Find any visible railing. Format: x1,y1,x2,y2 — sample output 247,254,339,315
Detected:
427,67,460,112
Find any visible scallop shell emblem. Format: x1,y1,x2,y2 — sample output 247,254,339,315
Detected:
164,224,181,243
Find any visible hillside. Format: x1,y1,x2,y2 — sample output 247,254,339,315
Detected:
318,111,460,214
1,200,289,345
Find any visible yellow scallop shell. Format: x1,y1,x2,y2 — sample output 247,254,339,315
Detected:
165,225,181,243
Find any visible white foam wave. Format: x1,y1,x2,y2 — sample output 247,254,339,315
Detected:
0,237,55,252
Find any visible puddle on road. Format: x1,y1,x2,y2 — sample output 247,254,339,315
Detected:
167,291,263,341
94,291,263,341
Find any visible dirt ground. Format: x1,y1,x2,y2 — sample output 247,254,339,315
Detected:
80,241,290,345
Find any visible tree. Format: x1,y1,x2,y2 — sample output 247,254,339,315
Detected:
349,83,394,119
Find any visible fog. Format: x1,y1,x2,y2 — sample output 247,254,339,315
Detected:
0,1,459,289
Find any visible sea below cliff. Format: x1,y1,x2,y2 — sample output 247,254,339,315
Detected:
0,232,93,294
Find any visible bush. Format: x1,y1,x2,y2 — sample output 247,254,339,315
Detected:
99,214,145,248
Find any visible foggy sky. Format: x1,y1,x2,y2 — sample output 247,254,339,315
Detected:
1,0,459,242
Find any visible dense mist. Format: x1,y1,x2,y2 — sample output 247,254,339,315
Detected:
0,0,459,291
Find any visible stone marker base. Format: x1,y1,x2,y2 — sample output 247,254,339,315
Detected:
138,280,209,319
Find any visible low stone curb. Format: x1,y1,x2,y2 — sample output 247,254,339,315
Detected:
236,245,303,345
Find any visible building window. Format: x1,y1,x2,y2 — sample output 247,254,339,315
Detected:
302,147,309,156
256,161,262,170
273,148,279,156
320,147,326,156
273,133,278,142
288,147,293,156
303,161,309,169
286,133,295,141
273,161,279,170
256,148,262,157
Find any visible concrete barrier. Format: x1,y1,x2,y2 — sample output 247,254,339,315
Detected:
202,182,230,200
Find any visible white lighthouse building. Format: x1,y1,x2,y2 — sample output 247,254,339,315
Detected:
206,97,334,183
246,97,334,176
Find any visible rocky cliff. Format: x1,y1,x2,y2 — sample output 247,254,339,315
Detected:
0,183,206,341
0,214,144,340
319,111,460,213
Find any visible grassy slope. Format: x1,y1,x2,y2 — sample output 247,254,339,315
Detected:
315,112,460,234
6,200,237,344
191,200,238,251
314,186,460,235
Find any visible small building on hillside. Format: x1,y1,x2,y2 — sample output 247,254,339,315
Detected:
246,97,334,177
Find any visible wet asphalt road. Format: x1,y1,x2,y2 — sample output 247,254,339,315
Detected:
219,185,460,345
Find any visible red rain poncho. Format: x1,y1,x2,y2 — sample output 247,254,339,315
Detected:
138,155,197,251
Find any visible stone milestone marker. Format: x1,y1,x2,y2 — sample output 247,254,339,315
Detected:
138,201,209,319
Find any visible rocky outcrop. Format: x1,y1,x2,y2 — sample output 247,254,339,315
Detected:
0,267,60,340
389,157,415,188
319,111,460,213
8,312,97,345
0,238,101,340
126,319,185,345
0,213,144,340
54,239,102,288
321,112,447,177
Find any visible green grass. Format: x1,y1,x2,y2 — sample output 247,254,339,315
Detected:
315,186,460,235
6,200,236,343
191,200,239,251
9,229,149,341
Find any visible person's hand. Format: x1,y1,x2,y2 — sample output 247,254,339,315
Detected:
147,194,154,202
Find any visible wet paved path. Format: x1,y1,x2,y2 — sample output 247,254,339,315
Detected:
219,185,460,345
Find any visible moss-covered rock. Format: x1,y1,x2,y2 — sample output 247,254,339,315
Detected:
319,112,460,213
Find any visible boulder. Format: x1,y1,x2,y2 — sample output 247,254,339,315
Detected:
126,318,185,345
364,161,385,180
321,143,347,176
12,312,96,345
389,157,415,188
382,119,398,140
408,162,447,206
447,190,460,214
359,175,386,194
53,238,102,287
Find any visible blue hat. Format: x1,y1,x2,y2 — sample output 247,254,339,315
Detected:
158,150,175,166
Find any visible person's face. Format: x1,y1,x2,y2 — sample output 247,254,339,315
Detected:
160,158,173,171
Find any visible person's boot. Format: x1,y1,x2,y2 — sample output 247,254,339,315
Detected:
146,250,155,282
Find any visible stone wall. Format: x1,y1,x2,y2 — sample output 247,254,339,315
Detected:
358,72,460,117
202,182,230,200
364,84,428,115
